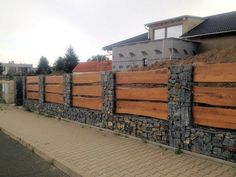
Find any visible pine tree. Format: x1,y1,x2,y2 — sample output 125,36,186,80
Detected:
37,56,51,74
53,56,65,72
64,46,79,73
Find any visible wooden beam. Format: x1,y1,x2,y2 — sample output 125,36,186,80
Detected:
72,96,102,110
27,92,39,100
26,76,39,84
193,86,236,107
72,72,101,84
45,93,64,104
45,76,64,84
193,106,236,130
116,68,168,84
72,85,101,96
194,63,236,82
116,87,167,101
45,85,64,94
116,101,168,120
26,85,39,92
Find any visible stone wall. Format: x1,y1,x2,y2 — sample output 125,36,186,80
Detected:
23,67,236,163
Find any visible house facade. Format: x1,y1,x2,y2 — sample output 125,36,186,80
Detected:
103,11,236,71
2,61,33,75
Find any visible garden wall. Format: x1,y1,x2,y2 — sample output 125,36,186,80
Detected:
22,63,236,163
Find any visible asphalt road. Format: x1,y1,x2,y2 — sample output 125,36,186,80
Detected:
0,131,69,177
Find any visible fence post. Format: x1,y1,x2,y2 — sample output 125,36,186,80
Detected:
168,65,193,150
39,75,45,105
64,74,71,108
101,72,115,124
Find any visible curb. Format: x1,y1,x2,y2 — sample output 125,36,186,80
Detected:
0,127,82,177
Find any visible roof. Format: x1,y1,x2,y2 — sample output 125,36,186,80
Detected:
145,15,202,27
181,11,236,38
72,60,112,72
102,33,149,51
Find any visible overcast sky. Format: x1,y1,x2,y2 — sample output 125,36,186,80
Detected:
0,0,235,67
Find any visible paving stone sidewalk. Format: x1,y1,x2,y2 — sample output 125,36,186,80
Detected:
0,131,69,177
0,104,235,177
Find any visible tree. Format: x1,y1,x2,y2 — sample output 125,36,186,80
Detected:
37,56,51,74
87,55,109,62
0,63,3,75
53,56,65,72
64,46,79,73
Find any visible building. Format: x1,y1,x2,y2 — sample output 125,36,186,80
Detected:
103,11,236,71
73,60,112,73
2,61,33,75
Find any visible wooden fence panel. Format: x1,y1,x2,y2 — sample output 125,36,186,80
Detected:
26,85,39,92
72,96,102,110
72,72,101,84
193,86,236,107
45,76,64,84
116,87,167,101
27,76,39,84
193,106,236,130
45,85,64,94
72,85,101,96
27,92,39,100
116,101,167,120
45,93,64,104
116,69,168,84
194,63,236,82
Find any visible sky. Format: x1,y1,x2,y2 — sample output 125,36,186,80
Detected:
0,0,236,67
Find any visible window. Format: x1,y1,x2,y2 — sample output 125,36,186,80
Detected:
113,66,116,69
141,51,148,56
167,25,182,38
143,58,148,67
183,49,188,55
119,65,123,69
126,65,130,69
119,53,124,58
154,28,165,40
129,52,135,57
169,48,179,54
192,50,197,55
154,49,162,54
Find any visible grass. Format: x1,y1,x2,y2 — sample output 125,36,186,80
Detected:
48,159,55,166
142,139,147,144
24,107,32,112
174,148,183,155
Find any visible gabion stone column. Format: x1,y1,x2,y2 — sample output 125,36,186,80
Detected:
101,72,115,121
64,74,72,108
168,65,193,150
39,75,45,105
22,76,26,106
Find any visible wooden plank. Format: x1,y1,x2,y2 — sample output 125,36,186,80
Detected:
193,106,236,130
72,72,101,84
72,85,101,96
45,76,64,84
26,85,39,92
27,92,39,100
45,93,64,104
116,101,167,120
116,87,167,101
26,76,39,84
116,68,168,84
193,86,236,107
194,63,236,82
72,96,102,110
45,85,64,94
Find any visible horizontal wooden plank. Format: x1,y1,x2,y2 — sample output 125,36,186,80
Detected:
116,87,167,101
116,101,167,120
116,68,168,84
193,106,236,130
72,96,102,110
45,85,64,94
72,72,101,84
193,86,236,107
26,85,39,92
194,63,236,82
45,93,64,104
27,92,39,100
45,75,64,84
72,85,101,96
26,76,39,84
